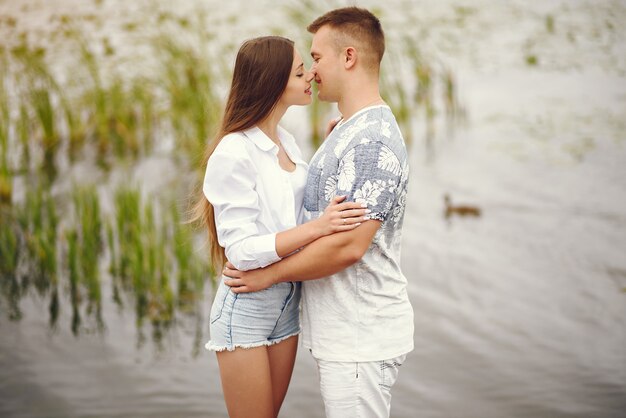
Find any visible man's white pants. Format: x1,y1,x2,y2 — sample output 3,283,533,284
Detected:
314,354,407,418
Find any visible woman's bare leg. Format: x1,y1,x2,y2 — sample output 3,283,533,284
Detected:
216,346,274,418
267,335,299,416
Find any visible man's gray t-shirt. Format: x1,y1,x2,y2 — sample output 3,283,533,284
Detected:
301,105,414,362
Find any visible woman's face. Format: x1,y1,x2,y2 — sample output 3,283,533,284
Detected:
279,48,313,107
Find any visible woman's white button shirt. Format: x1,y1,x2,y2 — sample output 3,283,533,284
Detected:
203,126,308,271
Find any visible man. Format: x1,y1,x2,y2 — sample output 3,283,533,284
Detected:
223,7,414,418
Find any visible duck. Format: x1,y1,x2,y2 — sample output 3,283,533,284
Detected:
444,194,481,219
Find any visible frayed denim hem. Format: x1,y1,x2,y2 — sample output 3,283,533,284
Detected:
205,330,301,352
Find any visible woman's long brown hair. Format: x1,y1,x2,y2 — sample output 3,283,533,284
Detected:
190,36,295,272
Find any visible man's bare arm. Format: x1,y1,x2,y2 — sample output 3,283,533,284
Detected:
223,220,381,293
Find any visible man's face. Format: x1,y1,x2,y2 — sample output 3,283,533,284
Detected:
310,26,342,103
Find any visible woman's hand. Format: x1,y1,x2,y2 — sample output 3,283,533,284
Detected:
314,195,370,237
325,116,343,138
223,262,274,293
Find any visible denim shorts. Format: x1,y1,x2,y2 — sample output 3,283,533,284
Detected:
205,278,301,351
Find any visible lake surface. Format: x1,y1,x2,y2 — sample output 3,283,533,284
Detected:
1,0,625,417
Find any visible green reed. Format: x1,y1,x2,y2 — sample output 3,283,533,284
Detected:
0,208,21,320
105,219,123,308
72,186,103,318
399,36,463,150
442,68,458,120
114,188,150,323
410,56,434,117
67,26,158,164
2,3,467,178
0,208,18,278
143,201,174,326
17,186,58,296
31,87,58,176
381,50,413,147
108,77,140,158
10,41,61,179
73,31,110,166
172,202,207,310
73,35,134,162
112,186,177,333
154,34,220,165
113,187,141,287
0,45,19,305
17,104,31,168
175,200,211,357
546,15,555,34
14,184,61,329
0,66,11,205
62,96,87,163
67,229,81,334
132,81,156,155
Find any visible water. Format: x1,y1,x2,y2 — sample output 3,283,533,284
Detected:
1,0,626,417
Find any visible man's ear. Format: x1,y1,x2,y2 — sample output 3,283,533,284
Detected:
344,47,357,69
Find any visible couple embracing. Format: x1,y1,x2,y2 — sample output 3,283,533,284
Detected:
193,7,414,418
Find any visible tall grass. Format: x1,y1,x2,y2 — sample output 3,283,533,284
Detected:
17,104,30,168
381,50,414,147
0,60,11,205
173,201,211,356
132,81,156,155
10,41,62,179
0,209,18,277
31,87,58,177
2,2,465,177
15,186,58,298
0,208,21,321
113,186,177,340
155,35,220,165
61,29,152,166
172,202,208,309
0,44,20,314
1,183,58,323
67,229,81,334
382,36,464,154
143,200,174,329
72,186,103,323
73,31,110,167
113,187,141,288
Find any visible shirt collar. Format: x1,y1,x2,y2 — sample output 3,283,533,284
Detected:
242,126,278,152
242,126,304,165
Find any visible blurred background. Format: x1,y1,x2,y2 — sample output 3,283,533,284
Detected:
1,0,625,417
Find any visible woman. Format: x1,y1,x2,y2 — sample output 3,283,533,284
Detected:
192,36,369,418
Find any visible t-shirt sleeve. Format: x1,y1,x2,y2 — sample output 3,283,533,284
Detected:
334,140,403,221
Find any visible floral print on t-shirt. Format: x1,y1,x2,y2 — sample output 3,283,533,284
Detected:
304,106,409,250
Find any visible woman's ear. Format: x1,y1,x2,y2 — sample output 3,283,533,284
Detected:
344,47,357,69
